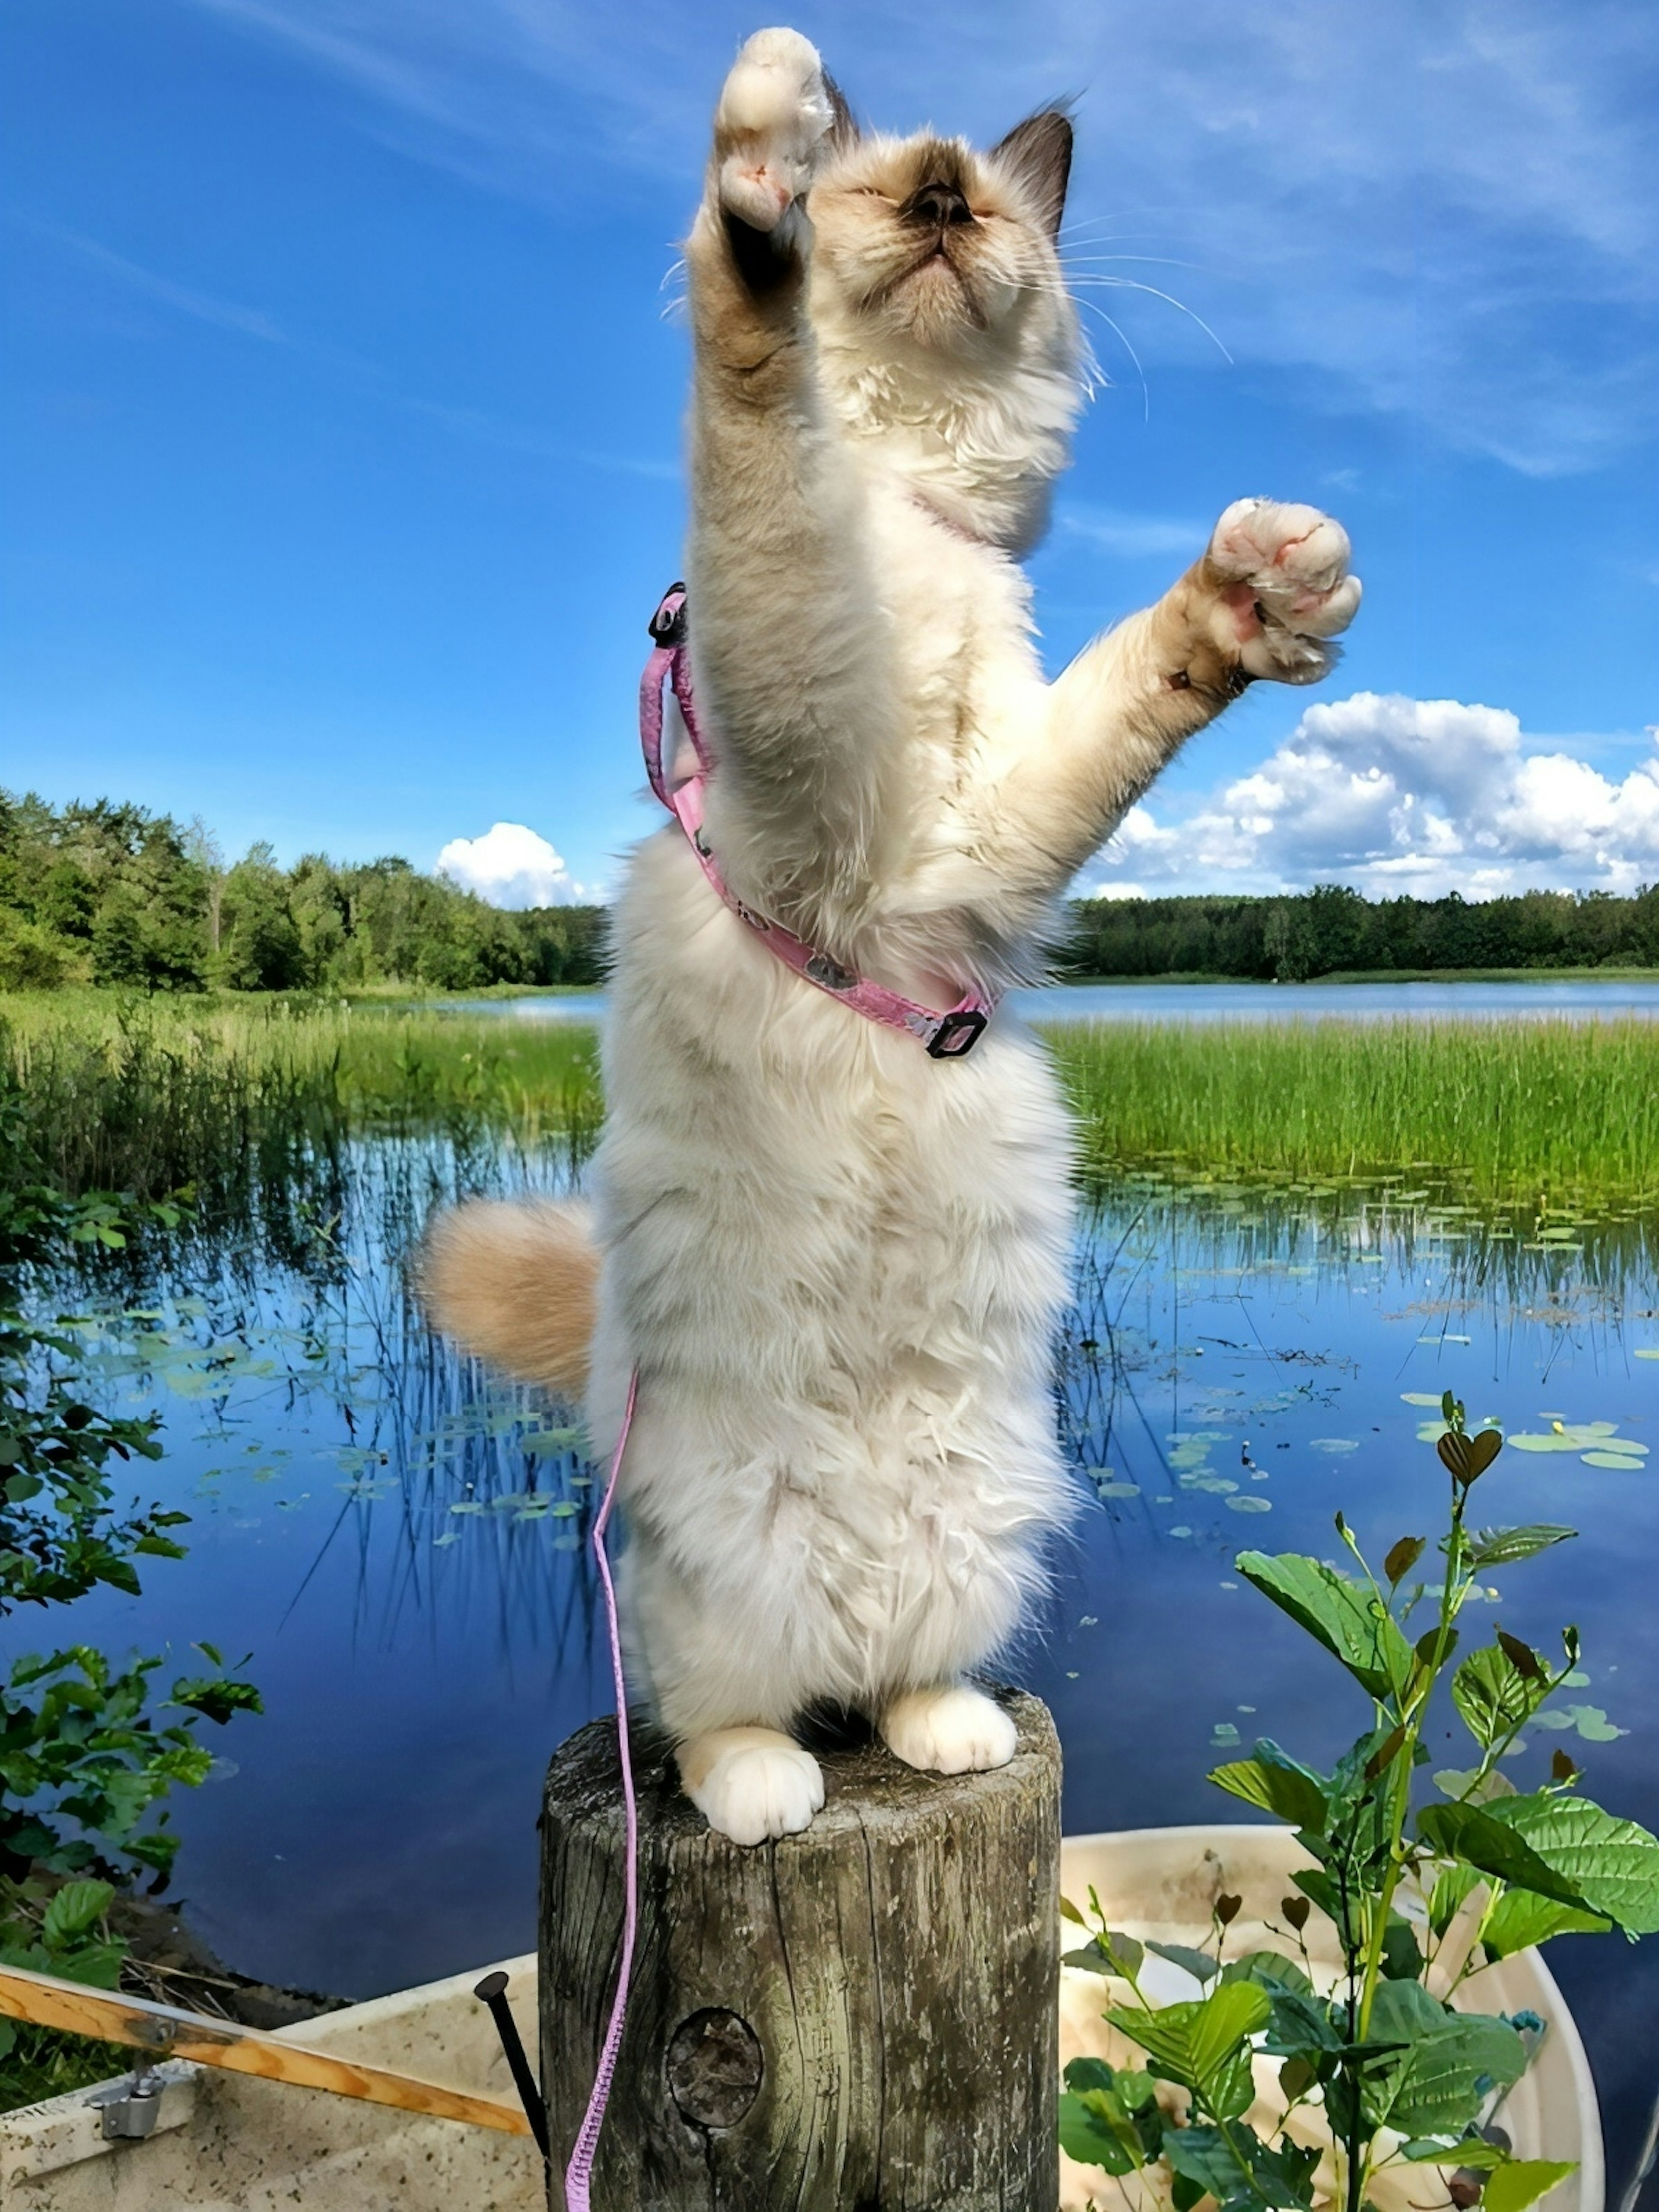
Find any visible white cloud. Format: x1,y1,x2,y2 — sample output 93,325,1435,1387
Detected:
178,0,1659,474
435,822,593,907
1090,694,1659,899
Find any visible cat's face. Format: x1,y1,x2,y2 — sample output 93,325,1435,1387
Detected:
806,111,1074,361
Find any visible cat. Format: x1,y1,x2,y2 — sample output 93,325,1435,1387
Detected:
421,28,1360,1846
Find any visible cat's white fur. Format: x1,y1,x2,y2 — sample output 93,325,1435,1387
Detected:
421,29,1359,1848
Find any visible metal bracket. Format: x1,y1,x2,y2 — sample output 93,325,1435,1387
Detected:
92,2056,164,2141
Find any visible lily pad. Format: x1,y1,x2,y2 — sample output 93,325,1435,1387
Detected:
1227,1495,1273,1513
1582,1452,1647,1471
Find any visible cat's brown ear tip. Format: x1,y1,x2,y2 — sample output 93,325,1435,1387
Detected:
989,103,1075,237
821,67,860,148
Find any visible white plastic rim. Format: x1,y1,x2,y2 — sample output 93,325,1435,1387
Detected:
1058,1824,1604,2212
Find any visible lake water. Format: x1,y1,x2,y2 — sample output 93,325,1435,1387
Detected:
452,978,1659,1026
39,1144,1659,2183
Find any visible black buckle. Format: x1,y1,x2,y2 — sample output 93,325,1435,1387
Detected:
648,584,688,646
927,1008,988,1058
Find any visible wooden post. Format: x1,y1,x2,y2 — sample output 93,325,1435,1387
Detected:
540,1689,1059,2212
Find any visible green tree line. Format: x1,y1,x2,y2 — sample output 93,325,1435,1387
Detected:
0,791,606,993
5,790,1657,994
1059,882,1659,982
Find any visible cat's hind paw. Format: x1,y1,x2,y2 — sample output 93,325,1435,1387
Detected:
1205,498,1362,684
713,29,835,236
678,1726,825,1847
880,1685,1019,1776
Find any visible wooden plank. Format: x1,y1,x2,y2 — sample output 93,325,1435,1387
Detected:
0,1963,532,2137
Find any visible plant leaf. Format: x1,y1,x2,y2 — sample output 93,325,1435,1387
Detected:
1208,1743,1328,1830
41,1878,114,1948
1479,1888,1610,1958
1466,1525,1576,1568
1235,1551,1413,1700
1385,1535,1426,1584
1420,1793,1659,1934
1485,2163,1578,2212
1058,2089,1140,2175
1452,1643,1551,1751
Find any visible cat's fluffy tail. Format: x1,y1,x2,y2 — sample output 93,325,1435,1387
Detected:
417,1199,598,1396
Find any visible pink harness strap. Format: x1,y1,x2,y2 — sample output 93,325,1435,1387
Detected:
563,1368,639,2212
640,585,997,1059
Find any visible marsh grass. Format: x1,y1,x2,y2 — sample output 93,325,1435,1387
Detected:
1046,1015,1659,1209
1,995,601,1190
5,995,1656,1217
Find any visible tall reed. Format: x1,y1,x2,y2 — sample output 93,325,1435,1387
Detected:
6,996,1656,1215
1046,1015,1659,1208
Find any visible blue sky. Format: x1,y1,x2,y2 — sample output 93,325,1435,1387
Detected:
3,0,1656,902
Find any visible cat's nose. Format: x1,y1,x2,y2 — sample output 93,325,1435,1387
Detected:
903,180,972,230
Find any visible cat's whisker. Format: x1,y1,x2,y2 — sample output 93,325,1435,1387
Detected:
1073,299,1149,420
1060,255,1207,273
1064,276,1233,364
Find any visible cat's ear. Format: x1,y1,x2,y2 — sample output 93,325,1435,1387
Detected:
990,106,1073,238
821,67,861,153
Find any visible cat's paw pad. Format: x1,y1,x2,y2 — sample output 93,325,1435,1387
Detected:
1205,497,1362,683
686,1738,825,1847
713,28,834,234
880,1686,1018,1776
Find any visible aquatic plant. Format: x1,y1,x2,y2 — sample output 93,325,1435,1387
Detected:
0,1092,262,2103
1060,1391,1659,2212
1049,1016,1659,1210
9,995,1659,1218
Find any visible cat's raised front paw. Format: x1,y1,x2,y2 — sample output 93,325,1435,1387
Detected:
880,1685,1018,1776
713,28,835,236
1205,498,1362,684
679,1726,825,1847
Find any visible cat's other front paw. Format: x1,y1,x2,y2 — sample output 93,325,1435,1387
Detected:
880,1685,1018,1776
1204,497,1362,684
679,1726,825,1847
712,28,835,238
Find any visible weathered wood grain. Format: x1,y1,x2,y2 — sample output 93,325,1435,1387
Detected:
0,1963,532,2136
540,1689,1060,2210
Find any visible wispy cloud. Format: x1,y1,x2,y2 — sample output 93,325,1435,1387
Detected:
18,217,288,343
14,213,677,480
1056,504,1208,560
173,0,1659,476
1093,694,1659,900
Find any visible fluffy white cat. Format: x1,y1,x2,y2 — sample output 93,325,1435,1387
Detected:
422,29,1360,1846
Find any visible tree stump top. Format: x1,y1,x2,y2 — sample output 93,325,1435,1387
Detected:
542,1689,1057,1855
540,1691,1061,2211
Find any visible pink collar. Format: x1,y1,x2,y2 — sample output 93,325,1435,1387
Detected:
639,585,995,1058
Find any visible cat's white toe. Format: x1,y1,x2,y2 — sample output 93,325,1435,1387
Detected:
1205,497,1360,683
686,1738,825,1847
880,1686,1019,1776
714,29,833,235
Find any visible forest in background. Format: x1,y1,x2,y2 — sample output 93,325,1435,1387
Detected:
3,788,1658,993
0,791,605,993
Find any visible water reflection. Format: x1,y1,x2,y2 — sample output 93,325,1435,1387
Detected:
20,1139,1658,2174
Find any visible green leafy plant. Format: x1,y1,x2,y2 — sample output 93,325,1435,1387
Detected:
0,1117,262,2102
1062,1392,1659,2212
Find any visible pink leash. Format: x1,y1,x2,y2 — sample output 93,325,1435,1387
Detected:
563,1367,639,2212
562,596,1000,2199
640,584,998,1059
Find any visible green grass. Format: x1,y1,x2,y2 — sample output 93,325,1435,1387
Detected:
0,992,602,1208
1046,1016,1659,1208
6,993,1656,1217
